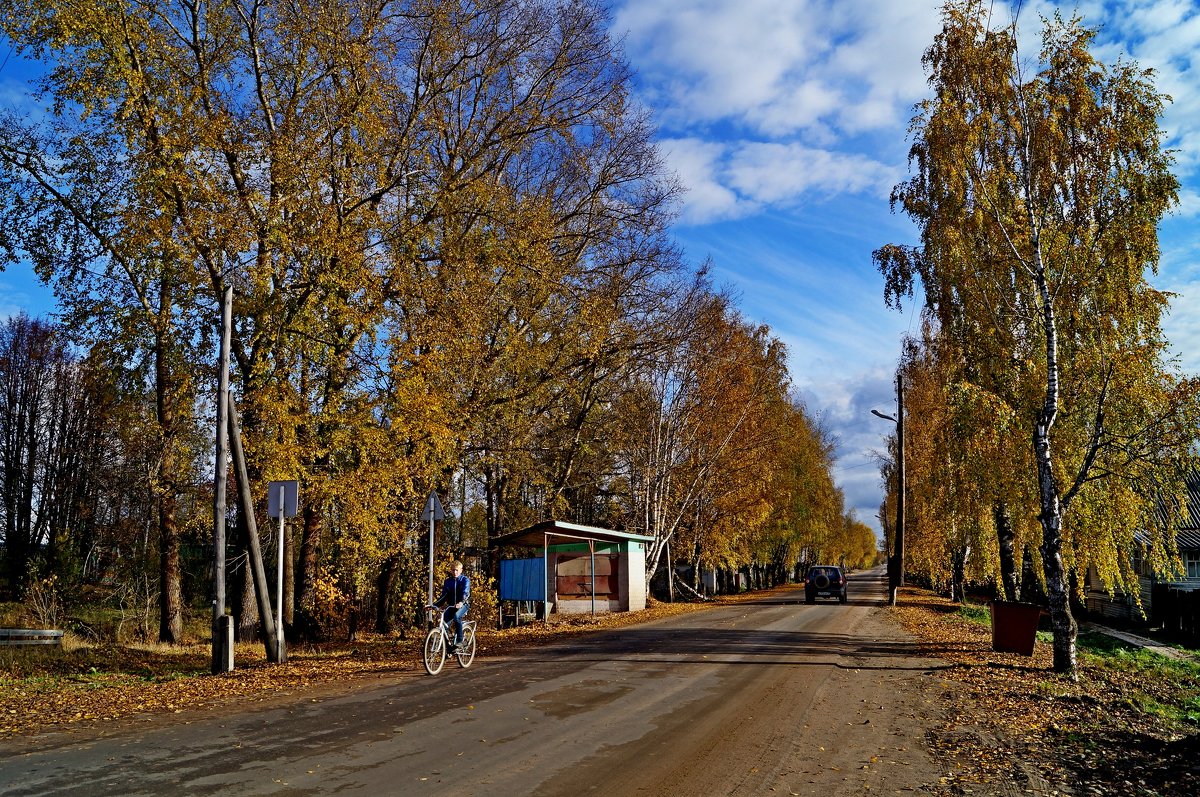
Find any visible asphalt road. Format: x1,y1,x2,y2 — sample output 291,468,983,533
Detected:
0,567,952,796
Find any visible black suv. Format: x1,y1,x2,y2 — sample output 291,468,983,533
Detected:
804,565,847,604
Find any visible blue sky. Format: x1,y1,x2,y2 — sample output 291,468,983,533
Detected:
2,1,1199,534
612,0,1200,534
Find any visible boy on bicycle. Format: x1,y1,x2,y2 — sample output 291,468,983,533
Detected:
435,560,470,650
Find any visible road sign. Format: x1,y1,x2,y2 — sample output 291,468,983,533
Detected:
268,480,299,518
421,490,445,522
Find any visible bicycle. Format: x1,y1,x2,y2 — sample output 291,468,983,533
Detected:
423,604,477,675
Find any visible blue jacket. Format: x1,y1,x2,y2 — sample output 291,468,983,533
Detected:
438,574,470,606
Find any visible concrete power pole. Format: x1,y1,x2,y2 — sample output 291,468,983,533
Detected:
212,286,234,674
873,372,906,607
891,373,905,606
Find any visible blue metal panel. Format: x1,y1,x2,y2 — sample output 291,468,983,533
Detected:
499,558,545,601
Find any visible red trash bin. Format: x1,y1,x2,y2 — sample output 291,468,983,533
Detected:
990,600,1042,656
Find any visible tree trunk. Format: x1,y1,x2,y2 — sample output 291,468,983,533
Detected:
950,544,970,604
1033,265,1077,677
237,548,260,642
995,502,1019,602
1019,548,1041,604
375,554,398,634
157,492,183,643
665,541,674,603
347,581,360,643
295,501,322,640
153,268,185,645
1037,470,1077,676
283,521,294,628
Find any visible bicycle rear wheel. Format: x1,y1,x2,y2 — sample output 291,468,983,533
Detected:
423,627,446,675
455,624,476,668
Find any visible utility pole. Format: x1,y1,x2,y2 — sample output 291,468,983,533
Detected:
211,286,233,674
872,371,905,607
894,373,905,601
210,284,280,666
229,402,282,663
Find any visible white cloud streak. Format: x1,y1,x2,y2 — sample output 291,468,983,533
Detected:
615,0,941,138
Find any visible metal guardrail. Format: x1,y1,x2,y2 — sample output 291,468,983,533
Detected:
0,629,64,646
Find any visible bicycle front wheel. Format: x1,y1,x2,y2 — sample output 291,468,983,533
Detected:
423,627,446,675
456,625,476,668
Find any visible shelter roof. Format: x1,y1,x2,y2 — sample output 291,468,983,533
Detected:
490,520,654,549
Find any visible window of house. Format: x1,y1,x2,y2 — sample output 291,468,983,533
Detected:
1132,544,1146,577
1186,552,1200,580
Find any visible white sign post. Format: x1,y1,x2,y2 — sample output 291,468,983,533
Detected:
268,480,299,663
421,491,446,610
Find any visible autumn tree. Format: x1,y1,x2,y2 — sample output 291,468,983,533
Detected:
608,283,800,592
890,328,1035,602
0,0,684,642
760,400,848,576
390,0,682,542
876,1,1200,675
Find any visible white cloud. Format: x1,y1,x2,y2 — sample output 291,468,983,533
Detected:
615,0,819,130
0,76,38,116
662,138,901,224
660,138,760,223
0,280,39,320
1175,188,1200,217
793,364,899,535
614,0,941,138
614,1,939,224
1081,1,1200,179
726,142,900,203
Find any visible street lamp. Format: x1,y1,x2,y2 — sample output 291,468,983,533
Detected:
872,375,904,607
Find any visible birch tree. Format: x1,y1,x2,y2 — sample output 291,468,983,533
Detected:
876,1,1200,675
614,287,794,590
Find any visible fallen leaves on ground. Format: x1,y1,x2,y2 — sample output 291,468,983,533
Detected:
893,588,1200,796
0,596,715,739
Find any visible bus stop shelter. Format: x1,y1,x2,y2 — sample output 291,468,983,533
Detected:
491,520,653,621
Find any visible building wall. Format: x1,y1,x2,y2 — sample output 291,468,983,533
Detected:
1084,565,1153,624
556,597,623,614
627,542,647,611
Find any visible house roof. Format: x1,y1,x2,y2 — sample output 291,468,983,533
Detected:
490,520,654,549
1181,471,1200,527
1178,529,1200,551
1150,471,1200,552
